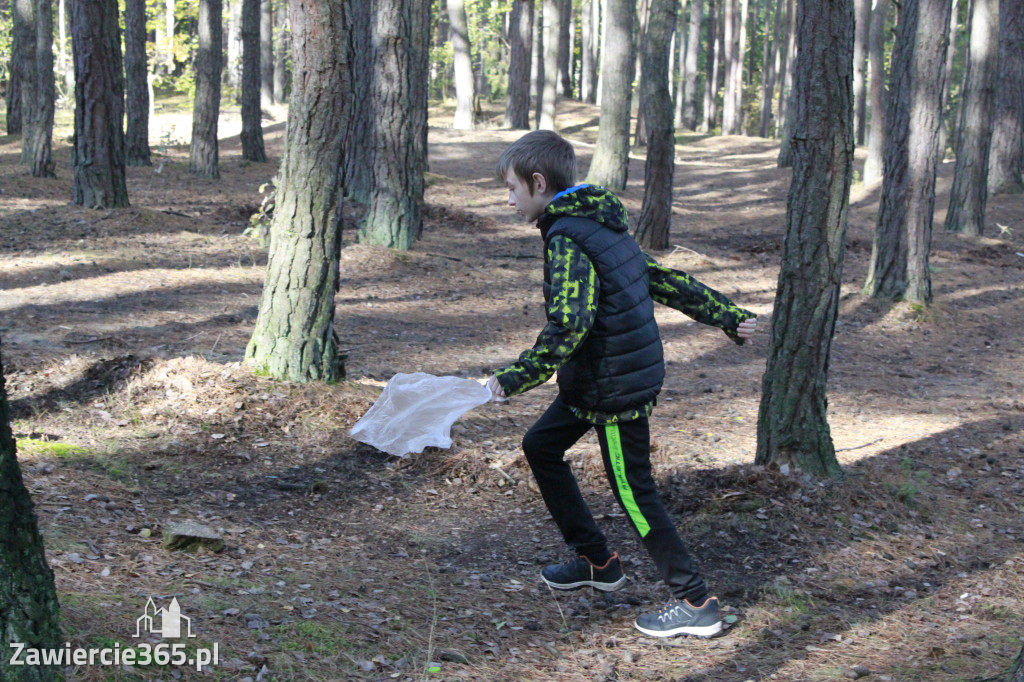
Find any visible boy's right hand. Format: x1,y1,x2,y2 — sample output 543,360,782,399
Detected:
485,375,507,402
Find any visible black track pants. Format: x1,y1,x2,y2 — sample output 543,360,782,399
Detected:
522,395,708,603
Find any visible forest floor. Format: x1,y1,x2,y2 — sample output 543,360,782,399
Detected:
1,98,1023,682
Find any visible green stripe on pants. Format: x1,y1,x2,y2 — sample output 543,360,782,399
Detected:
604,424,651,538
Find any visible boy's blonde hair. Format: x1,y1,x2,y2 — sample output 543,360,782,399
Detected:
496,130,577,195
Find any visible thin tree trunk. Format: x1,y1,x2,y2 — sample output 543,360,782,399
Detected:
737,0,748,131
273,0,289,102
634,0,650,145
538,0,561,129
6,28,23,135
260,0,274,107
988,0,1024,194
722,0,738,133
449,0,477,129
586,0,635,188
359,0,431,249
190,0,223,178
22,0,55,177
937,0,959,158
863,0,890,182
853,0,870,144
682,0,704,131
341,2,372,203
760,0,779,136
581,0,598,103
864,0,952,303
72,0,129,208
14,0,35,161
228,0,243,93
165,0,175,72
756,0,853,478
125,0,151,166
241,0,267,161
774,0,792,138
945,0,998,236
700,0,718,131
506,0,535,128
56,0,69,99
635,0,678,251
246,0,348,383
559,0,573,97
0,343,62,682
534,4,544,124
776,0,798,164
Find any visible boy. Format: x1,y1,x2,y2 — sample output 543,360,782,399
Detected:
485,130,757,638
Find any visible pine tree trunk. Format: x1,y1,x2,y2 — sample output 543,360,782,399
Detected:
241,0,267,161
945,0,997,236
862,0,889,183
776,0,798,165
586,0,634,189
635,0,677,251
22,0,55,177
700,0,716,131
260,0,274,107
987,0,1024,195
581,0,598,103
682,0,704,131
756,0,853,478
0,343,62,682
246,0,347,383
773,0,792,138
341,2,372,203
538,0,561,129
853,0,870,145
7,3,27,136
164,0,175,72
759,0,779,137
864,0,951,303
72,0,129,208
448,0,477,129
722,0,738,133
358,0,431,249
14,0,36,164
227,0,243,93
558,0,573,97
506,0,535,129
190,0,223,178
125,0,151,166
273,0,289,102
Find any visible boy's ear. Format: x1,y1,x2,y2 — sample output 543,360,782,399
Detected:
531,172,548,195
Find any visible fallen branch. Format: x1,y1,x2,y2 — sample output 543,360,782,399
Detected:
836,437,883,452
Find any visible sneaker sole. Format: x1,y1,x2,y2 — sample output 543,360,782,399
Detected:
633,620,723,638
540,573,627,592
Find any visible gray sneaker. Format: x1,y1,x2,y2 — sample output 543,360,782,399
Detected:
634,597,723,638
540,552,627,592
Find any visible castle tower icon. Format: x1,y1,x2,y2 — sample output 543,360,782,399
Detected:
135,597,194,638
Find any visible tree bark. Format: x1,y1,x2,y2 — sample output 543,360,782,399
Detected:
358,0,431,249
988,0,1024,195
944,0,997,236
246,0,348,383
635,0,678,251
125,0,151,166
341,2,372,203
21,0,55,177
581,0,598,103
7,13,25,136
448,0,477,129
228,0,244,93
700,0,717,131
72,0,129,208
776,0,798,164
506,0,535,129
190,0,223,178
938,0,960,158
756,0,853,478
853,0,870,145
0,343,62,682
759,0,779,137
558,0,573,97
538,0,561,129
241,0,268,161
864,0,951,303
14,0,36,162
273,0,289,102
681,0,703,131
721,0,739,133
863,0,890,183
585,0,634,189
260,0,274,107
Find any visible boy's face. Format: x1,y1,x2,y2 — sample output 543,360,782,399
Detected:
504,168,553,223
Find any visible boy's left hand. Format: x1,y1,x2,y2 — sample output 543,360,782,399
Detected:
485,375,507,402
737,317,757,341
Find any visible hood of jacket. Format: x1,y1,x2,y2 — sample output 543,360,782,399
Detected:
539,184,630,237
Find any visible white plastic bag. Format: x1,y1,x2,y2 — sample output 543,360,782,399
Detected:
349,372,492,457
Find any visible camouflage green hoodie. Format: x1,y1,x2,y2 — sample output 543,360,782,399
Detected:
495,184,755,424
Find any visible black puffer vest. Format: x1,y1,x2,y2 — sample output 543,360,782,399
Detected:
540,187,664,414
